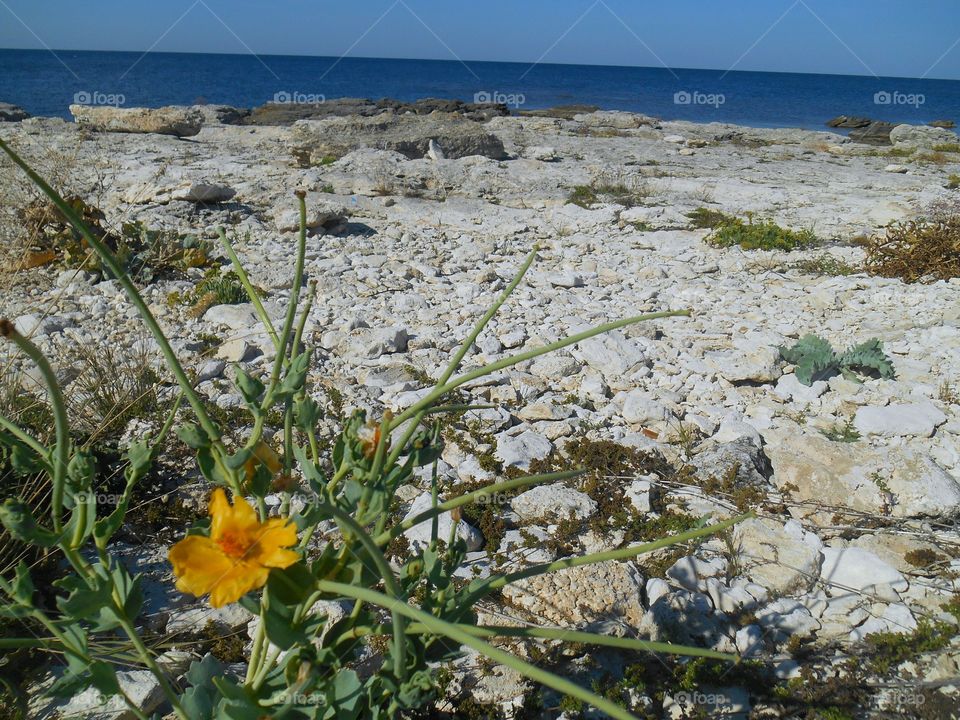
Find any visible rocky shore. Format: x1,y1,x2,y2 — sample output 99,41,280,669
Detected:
1,101,959,718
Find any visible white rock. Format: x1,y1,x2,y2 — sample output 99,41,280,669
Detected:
853,402,947,438
494,430,553,469
511,483,597,521
819,546,908,601
622,390,672,425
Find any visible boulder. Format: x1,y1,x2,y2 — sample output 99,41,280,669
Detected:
0,102,29,122
766,432,960,522
494,430,553,470
889,124,959,150
289,112,507,164
929,119,956,129
69,104,203,137
733,518,823,594
819,546,908,601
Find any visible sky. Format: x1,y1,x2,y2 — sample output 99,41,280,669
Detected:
0,0,958,80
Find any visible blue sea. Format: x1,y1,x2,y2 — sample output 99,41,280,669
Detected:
1,48,958,130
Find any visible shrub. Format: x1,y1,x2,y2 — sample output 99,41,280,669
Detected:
706,214,818,251
861,217,960,283
779,335,894,386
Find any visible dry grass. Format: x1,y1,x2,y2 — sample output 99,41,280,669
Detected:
861,217,960,283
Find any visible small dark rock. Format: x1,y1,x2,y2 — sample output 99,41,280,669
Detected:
929,119,956,129
826,115,872,129
0,102,29,122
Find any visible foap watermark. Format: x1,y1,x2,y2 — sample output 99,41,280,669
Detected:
474,90,526,108
874,90,925,108
73,90,126,107
674,90,725,108
877,686,926,710
674,690,732,708
273,91,326,106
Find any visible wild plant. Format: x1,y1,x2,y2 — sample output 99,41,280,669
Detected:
0,138,749,719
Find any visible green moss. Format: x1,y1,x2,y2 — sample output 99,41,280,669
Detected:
932,143,960,153
202,621,247,662
706,214,818,251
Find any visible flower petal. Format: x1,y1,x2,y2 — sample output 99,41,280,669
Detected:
210,488,258,540
168,535,234,599
208,563,269,608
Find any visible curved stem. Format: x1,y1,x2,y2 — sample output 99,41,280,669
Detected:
0,321,70,532
320,503,408,680
217,228,280,351
460,512,752,610
374,470,582,547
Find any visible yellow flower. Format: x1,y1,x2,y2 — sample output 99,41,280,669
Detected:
168,489,299,608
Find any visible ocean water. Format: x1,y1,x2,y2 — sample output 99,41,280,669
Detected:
1,48,958,130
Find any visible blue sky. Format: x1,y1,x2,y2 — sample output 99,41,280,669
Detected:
1,0,958,79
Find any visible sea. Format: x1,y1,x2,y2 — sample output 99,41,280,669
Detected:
1,48,958,131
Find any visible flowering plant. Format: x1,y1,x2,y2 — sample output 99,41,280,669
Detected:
0,139,748,719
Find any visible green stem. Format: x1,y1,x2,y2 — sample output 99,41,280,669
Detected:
460,513,752,609
0,412,49,460
0,322,70,532
217,229,280,350
320,503,408,680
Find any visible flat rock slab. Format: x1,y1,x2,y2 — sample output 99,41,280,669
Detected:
853,402,947,438
70,104,203,136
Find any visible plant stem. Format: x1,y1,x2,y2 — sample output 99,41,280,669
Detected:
0,321,70,532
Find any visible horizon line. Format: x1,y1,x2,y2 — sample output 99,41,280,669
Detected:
1,45,957,83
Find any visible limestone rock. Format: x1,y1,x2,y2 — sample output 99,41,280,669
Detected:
767,432,960,521
501,560,645,628
70,104,203,136
511,483,597,522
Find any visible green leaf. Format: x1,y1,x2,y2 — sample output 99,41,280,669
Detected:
279,351,311,397
67,451,97,491
226,448,253,471
11,562,33,605
186,654,225,687
838,338,895,380
56,572,113,620
294,396,322,430
0,500,59,547
235,369,265,405
9,441,46,475
779,334,839,386
177,423,211,450
330,669,362,718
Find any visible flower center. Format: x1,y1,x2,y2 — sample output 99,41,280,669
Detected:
217,530,252,559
